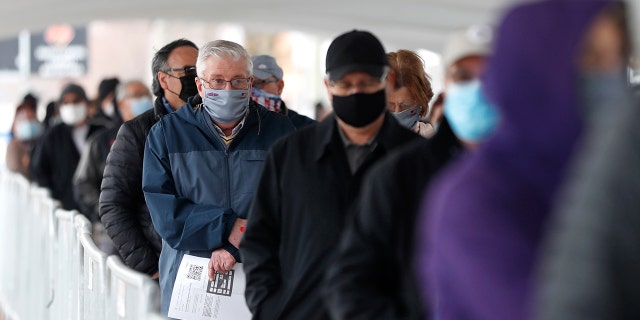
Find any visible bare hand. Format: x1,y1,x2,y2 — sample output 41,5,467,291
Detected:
228,218,247,248
151,272,159,280
208,248,236,280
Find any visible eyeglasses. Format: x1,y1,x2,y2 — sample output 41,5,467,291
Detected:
253,78,279,86
329,78,384,95
388,99,419,112
164,66,197,76
328,71,388,95
200,77,251,90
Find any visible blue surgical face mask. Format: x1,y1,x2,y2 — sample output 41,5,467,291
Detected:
392,105,421,130
15,120,43,140
130,96,153,117
444,79,499,142
202,88,250,123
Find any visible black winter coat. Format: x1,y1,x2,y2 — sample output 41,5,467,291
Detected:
31,122,104,211
98,97,169,275
280,101,315,129
73,125,119,222
241,112,421,320
323,119,462,320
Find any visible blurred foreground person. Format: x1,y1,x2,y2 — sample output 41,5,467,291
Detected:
417,1,630,320
535,3,636,320
323,25,493,320
386,49,435,138
250,54,315,128
99,39,199,276
241,30,420,320
6,103,42,179
31,83,104,211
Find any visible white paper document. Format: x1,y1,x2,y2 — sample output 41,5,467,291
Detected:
168,254,252,320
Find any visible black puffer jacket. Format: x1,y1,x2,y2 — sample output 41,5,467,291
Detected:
98,97,170,275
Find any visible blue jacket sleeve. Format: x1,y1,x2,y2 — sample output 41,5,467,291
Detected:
142,122,237,252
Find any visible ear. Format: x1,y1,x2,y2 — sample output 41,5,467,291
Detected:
195,77,205,99
323,77,333,103
158,71,169,91
386,69,396,87
276,79,285,96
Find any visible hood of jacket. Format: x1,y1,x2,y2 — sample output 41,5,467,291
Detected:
481,0,614,197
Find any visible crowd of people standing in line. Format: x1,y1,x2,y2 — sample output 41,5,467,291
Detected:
3,0,639,319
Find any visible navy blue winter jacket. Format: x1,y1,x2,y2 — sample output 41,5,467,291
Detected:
142,96,295,314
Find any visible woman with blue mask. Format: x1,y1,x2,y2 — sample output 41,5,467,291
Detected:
6,103,42,180
386,50,435,138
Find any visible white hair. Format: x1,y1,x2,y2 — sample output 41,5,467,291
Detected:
196,40,253,78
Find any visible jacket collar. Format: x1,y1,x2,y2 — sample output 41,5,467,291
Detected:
312,111,408,162
153,96,171,121
179,95,263,140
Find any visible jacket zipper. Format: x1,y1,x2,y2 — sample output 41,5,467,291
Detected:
224,148,231,209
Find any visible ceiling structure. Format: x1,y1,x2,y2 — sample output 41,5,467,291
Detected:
0,0,526,53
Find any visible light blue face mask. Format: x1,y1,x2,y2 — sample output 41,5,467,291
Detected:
130,96,154,117
392,105,421,130
15,120,43,140
202,88,250,123
444,79,500,143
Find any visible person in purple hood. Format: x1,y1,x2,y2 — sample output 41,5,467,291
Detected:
416,1,630,319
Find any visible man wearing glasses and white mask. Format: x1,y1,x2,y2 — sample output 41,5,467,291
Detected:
142,40,295,317
240,30,420,319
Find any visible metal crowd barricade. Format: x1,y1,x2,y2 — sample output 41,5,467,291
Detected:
74,214,92,320
0,170,165,319
79,231,108,320
0,171,27,319
24,185,56,320
106,256,163,319
52,208,79,320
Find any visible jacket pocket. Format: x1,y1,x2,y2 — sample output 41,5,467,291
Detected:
239,150,267,161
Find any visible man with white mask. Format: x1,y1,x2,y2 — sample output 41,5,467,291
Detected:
142,40,295,316
31,83,105,211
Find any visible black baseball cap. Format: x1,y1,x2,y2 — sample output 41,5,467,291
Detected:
325,30,388,81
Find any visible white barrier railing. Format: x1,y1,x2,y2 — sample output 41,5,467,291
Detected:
80,232,108,320
0,171,164,320
106,256,163,319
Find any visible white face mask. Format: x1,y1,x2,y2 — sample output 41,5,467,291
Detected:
59,103,87,126
103,101,115,117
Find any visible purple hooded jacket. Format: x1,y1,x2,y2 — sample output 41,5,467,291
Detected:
417,1,612,319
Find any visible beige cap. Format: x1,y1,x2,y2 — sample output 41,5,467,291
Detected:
442,24,493,68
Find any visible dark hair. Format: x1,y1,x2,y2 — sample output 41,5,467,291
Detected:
97,78,120,102
22,93,38,109
151,39,198,97
387,50,434,117
43,101,57,129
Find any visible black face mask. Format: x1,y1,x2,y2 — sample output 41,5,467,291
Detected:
332,89,386,127
167,74,199,102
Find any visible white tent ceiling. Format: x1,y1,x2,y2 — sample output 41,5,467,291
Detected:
0,0,524,52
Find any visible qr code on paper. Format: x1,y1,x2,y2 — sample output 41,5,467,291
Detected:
207,270,235,296
186,264,204,281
